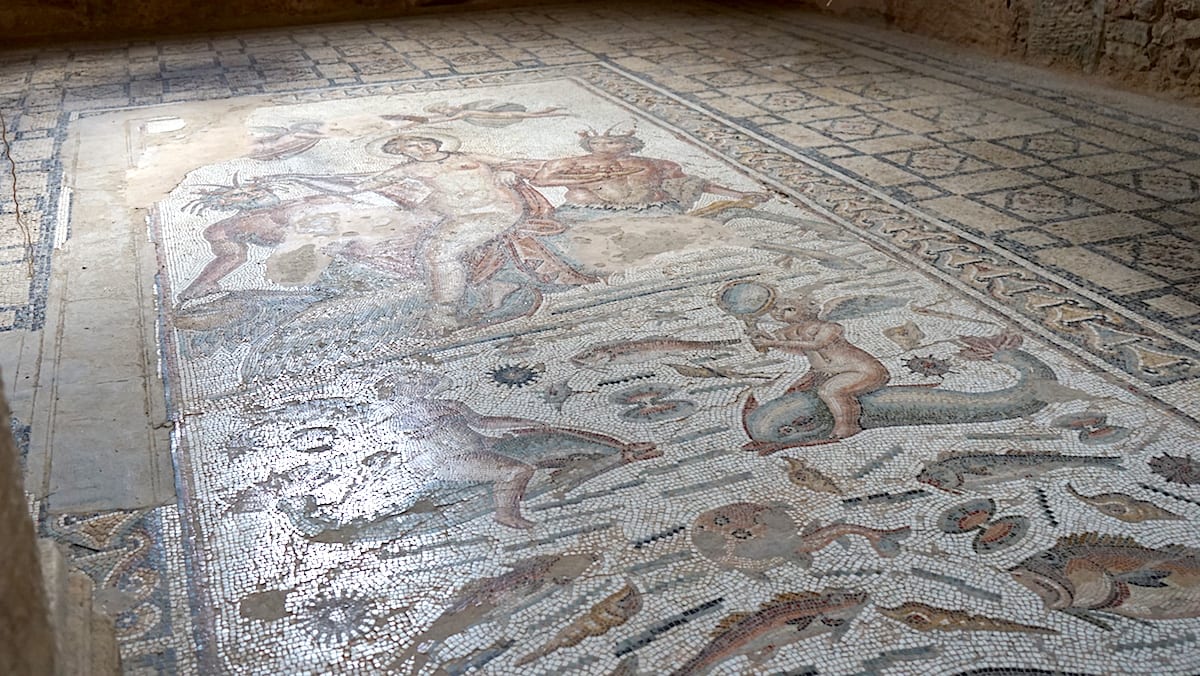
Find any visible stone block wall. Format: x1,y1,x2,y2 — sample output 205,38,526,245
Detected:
1107,0,1200,84
796,0,1200,99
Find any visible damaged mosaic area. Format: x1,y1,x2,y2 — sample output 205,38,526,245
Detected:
68,63,1200,674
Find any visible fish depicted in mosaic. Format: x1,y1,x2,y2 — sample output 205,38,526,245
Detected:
1010,533,1200,628
670,589,868,676
877,602,1057,635
1065,484,1184,523
916,450,1123,493
515,583,642,666
691,502,908,575
392,552,597,673
570,337,741,366
783,456,842,494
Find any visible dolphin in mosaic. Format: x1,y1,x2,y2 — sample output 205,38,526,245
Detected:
741,333,1060,454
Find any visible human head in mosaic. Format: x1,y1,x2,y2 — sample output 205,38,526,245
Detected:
578,124,644,155
381,135,447,161
769,295,822,323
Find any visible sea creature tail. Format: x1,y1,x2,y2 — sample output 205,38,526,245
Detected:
957,332,1023,361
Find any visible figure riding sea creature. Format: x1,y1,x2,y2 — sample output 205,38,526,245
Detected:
717,280,1061,454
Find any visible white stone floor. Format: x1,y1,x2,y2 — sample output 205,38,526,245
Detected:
2,2,1199,674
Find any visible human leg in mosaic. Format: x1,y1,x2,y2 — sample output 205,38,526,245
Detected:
3,2,1200,674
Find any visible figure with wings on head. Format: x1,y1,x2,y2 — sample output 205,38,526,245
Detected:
715,280,905,448
749,294,891,441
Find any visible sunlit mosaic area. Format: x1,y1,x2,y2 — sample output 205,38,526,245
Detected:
6,3,1200,674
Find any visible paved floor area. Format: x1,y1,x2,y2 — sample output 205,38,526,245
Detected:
2,2,1200,674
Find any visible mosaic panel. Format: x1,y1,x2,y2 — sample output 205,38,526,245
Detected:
83,65,1200,674
4,2,1199,674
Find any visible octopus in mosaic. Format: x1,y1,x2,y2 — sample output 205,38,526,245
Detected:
1009,533,1200,628
690,501,909,575
670,589,869,676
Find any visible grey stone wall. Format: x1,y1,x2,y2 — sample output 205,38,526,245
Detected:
793,0,1200,99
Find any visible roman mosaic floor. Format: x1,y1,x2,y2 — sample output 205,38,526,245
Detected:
3,2,1200,674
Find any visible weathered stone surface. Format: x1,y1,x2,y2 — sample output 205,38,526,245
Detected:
1105,39,1155,68
1029,0,1105,67
1166,44,1197,76
1162,16,1200,42
1170,0,1200,19
790,0,1199,100
1107,17,1153,44
1133,0,1164,20
1113,0,1165,19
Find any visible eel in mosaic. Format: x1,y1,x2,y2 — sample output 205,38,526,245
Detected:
1065,484,1184,523
1010,534,1200,627
690,502,909,575
917,450,1124,493
670,589,869,676
392,552,598,673
739,332,1059,453
878,602,1058,635
570,337,742,367
515,583,643,666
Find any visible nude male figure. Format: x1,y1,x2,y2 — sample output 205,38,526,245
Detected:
356,135,531,328
750,297,890,440
532,131,767,215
